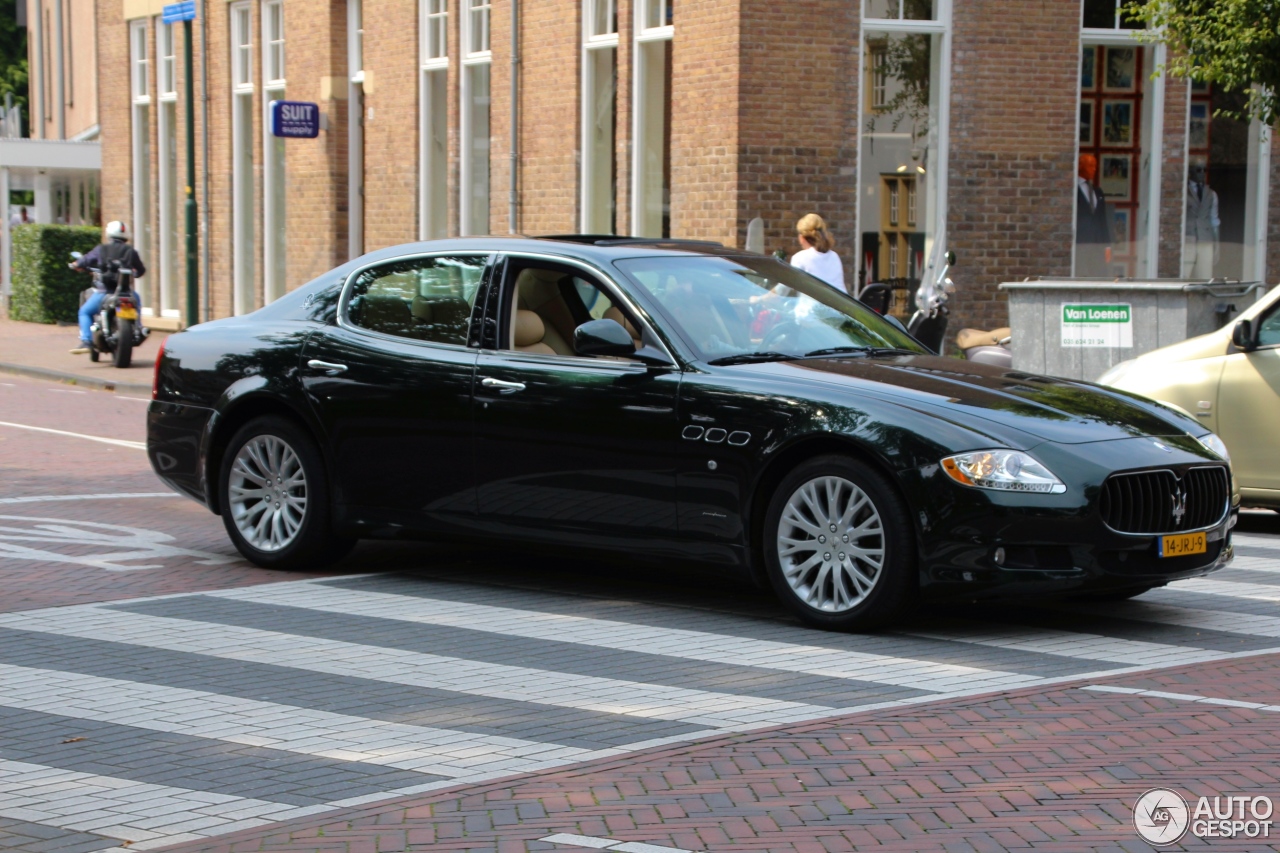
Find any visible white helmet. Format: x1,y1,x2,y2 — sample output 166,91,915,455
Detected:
105,220,129,241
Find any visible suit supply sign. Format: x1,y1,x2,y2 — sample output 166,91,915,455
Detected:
269,100,321,139
1061,303,1133,348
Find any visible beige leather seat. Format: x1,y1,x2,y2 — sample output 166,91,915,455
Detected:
603,306,641,350
513,269,576,356
514,309,556,355
956,327,1011,350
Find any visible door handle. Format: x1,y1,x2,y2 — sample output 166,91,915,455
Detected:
306,359,349,373
480,377,526,393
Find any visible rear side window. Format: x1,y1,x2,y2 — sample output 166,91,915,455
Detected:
346,255,487,345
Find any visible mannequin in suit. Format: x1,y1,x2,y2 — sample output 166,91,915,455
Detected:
1182,160,1220,279
1075,153,1112,277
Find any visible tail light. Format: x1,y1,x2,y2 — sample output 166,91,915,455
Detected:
117,296,134,308
152,339,166,400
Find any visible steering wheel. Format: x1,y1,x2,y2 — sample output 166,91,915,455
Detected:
761,322,803,351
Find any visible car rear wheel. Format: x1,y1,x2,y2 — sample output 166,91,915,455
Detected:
763,455,916,631
219,415,354,570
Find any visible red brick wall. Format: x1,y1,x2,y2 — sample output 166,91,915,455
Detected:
946,0,1079,337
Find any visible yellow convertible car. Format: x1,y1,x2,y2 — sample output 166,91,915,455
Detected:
1100,284,1280,510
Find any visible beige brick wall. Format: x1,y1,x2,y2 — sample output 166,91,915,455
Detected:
1157,78,1189,278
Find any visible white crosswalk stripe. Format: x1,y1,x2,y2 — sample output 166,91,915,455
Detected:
1076,599,1280,639
901,625,1223,666
1228,554,1280,574
1174,577,1280,602
211,581,1044,693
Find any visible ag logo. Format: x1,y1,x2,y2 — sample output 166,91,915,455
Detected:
1134,788,1190,845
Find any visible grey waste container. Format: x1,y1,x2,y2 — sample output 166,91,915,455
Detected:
998,279,1265,381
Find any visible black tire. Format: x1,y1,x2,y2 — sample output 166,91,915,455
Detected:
762,454,916,631
114,319,134,368
88,346,100,362
218,415,356,570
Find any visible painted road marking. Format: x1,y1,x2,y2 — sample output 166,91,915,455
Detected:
0,420,145,450
1082,684,1280,713
0,493,175,505
903,624,1223,667
0,516,233,570
542,834,702,853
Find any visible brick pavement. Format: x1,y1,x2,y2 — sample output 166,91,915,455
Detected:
143,653,1280,853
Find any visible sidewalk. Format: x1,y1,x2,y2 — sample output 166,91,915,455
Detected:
0,314,170,394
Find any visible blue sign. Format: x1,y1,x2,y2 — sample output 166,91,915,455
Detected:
270,100,322,139
161,1,196,23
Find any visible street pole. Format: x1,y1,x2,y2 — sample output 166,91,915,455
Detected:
183,18,198,328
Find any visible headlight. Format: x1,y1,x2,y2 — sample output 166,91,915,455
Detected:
941,450,1067,494
1197,432,1230,463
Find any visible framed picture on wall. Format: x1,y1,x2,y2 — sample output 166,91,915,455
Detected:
1081,47,1097,90
1079,101,1094,144
1100,154,1132,201
1111,207,1131,248
1103,47,1137,92
1102,100,1134,146
1188,103,1209,149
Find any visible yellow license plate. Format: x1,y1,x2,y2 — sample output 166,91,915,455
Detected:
116,307,138,320
1160,532,1206,558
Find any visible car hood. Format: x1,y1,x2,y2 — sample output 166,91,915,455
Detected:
738,354,1191,445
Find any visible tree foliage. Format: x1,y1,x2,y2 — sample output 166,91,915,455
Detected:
0,1,27,126
1126,0,1280,125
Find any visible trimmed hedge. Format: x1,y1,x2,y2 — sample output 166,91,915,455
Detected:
10,225,104,324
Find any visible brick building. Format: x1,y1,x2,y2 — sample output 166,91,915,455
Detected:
96,0,1278,334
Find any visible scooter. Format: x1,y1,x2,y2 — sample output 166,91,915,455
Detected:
906,250,955,353
71,251,146,368
955,326,1012,368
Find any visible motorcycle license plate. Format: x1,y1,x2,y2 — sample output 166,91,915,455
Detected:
1159,532,1206,558
116,307,138,320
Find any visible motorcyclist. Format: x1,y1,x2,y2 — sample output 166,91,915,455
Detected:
69,221,147,355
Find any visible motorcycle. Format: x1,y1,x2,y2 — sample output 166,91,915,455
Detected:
955,326,1012,368
70,251,146,368
906,250,956,354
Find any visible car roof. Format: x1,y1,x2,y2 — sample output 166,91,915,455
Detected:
351,234,761,267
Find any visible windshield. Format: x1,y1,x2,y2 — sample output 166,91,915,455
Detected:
614,255,926,362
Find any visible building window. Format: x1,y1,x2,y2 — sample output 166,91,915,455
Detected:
230,2,255,315
156,22,180,318
632,0,672,238
262,0,286,303
1082,0,1141,31
1183,84,1271,281
421,0,448,239
460,0,492,236
348,0,364,257
582,0,618,233
129,19,152,288
858,4,948,298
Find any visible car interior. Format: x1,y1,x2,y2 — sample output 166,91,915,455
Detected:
348,257,485,346
508,264,642,357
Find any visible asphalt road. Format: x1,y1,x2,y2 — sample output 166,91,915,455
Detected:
1,373,1278,853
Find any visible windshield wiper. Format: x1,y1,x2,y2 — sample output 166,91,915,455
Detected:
706,351,796,366
802,346,917,359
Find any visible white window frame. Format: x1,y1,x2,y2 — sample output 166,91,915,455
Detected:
581,0,619,233
854,1,951,297
230,1,255,315
262,0,286,303
420,0,449,239
460,0,493,236
129,19,152,294
630,0,673,237
155,21,179,318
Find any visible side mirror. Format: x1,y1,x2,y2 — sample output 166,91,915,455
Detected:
945,250,957,266
1232,319,1256,352
574,318,636,358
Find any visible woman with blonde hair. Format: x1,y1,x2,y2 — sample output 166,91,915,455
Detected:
790,213,846,293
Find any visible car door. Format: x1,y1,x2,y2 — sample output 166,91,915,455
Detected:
300,252,490,532
1218,302,1280,495
471,254,684,548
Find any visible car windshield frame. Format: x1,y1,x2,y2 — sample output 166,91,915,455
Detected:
613,254,927,363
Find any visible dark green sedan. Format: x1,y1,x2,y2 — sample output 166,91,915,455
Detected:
147,236,1238,630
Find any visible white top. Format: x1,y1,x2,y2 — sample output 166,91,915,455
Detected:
790,247,846,293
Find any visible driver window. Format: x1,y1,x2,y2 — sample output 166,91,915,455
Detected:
1258,307,1280,349
508,263,641,356
346,255,486,345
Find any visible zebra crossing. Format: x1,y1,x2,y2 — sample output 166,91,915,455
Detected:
1,532,1279,852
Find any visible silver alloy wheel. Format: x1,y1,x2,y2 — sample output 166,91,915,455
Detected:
228,435,308,552
777,475,885,613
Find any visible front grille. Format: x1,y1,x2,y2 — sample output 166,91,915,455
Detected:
1099,467,1229,534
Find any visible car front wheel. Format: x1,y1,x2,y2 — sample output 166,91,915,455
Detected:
218,415,354,570
763,455,916,631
